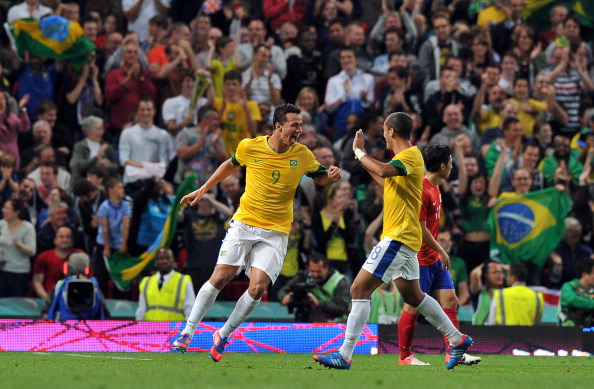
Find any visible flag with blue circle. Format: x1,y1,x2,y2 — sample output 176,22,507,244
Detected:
7,16,95,69
488,188,571,266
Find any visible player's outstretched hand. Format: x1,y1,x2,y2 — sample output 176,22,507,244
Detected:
327,165,343,183
352,129,366,154
181,188,205,206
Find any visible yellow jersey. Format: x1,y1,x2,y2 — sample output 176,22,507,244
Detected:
231,136,326,234
381,146,424,251
213,97,262,156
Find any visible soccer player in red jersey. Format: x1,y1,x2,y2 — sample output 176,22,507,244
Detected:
398,144,481,366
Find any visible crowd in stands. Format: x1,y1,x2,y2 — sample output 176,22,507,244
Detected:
0,0,593,325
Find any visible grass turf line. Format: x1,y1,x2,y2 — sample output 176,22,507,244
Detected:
0,352,592,389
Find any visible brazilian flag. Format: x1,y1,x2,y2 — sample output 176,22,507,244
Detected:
7,16,95,69
488,188,571,266
106,174,198,291
525,0,594,32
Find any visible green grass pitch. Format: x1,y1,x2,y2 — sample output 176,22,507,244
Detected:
0,352,592,389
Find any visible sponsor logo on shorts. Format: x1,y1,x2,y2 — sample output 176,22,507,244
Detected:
220,251,227,256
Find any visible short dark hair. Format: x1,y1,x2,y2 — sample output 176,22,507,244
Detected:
308,251,329,268
198,105,217,122
105,177,122,191
148,15,169,29
72,179,97,197
576,258,594,279
272,103,300,129
86,166,108,181
388,65,409,80
422,144,452,172
224,69,242,82
502,117,520,131
510,262,529,283
384,112,412,140
40,161,58,175
35,100,57,116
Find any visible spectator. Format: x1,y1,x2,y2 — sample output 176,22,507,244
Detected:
176,105,229,184
539,46,594,136
20,121,67,176
324,47,374,142
13,177,41,226
69,116,120,184
472,83,507,135
242,44,282,116
238,19,287,79
323,21,373,79
95,178,131,296
489,0,526,57
511,25,547,86
263,0,306,32
59,54,104,138
487,262,544,325
118,98,170,194
439,227,469,306
0,198,36,297
498,52,519,95
0,153,20,203
311,180,361,278
36,201,82,257
207,36,242,99
469,260,507,325
71,179,107,254
499,142,546,193
131,178,174,254
294,87,328,137
379,65,422,117
44,252,109,320
105,41,157,138
558,258,594,327
36,186,71,229
181,191,232,295
284,30,325,104
484,117,523,178
538,4,568,48
15,54,61,123
418,12,460,87
210,70,261,156
35,162,61,202
103,32,150,75
505,78,550,138
547,217,594,289
217,174,243,212
368,280,401,324
538,135,582,188
136,247,195,321
32,225,82,299
278,252,351,322
430,104,479,149
0,91,29,170
35,100,74,162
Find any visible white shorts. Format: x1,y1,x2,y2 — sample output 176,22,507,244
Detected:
361,238,419,283
217,220,288,284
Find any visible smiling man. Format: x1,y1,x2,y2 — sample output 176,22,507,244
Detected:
172,103,343,361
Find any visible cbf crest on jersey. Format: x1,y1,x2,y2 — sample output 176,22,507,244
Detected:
487,188,571,267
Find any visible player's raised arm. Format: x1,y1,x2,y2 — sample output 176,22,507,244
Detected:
181,159,239,206
352,130,401,186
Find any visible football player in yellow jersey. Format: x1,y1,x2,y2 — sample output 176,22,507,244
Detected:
314,112,474,370
172,103,343,361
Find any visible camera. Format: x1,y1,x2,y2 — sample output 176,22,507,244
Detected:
287,273,317,322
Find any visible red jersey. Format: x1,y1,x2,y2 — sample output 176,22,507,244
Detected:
417,178,441,266
33,248,84,293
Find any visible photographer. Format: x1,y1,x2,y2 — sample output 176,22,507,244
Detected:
42,253,109,320
278,253,351,322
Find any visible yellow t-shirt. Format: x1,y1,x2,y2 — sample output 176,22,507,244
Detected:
213,97,262,156
507,98,547,137
476,105,501,133
212,59,239,98
381,146,424,251
232,136,326,234
321,212,347,261
477,5,506,28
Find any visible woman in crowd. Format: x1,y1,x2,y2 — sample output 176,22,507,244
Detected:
312,180,361,279
295,87,328,138
0,199,36,297
0,91,30,171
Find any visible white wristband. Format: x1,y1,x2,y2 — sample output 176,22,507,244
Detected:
354,148,366,160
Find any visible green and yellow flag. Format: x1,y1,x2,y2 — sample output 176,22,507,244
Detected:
106,174,198,291
8,16,95,69
525,0,594,32
488,188,571,266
